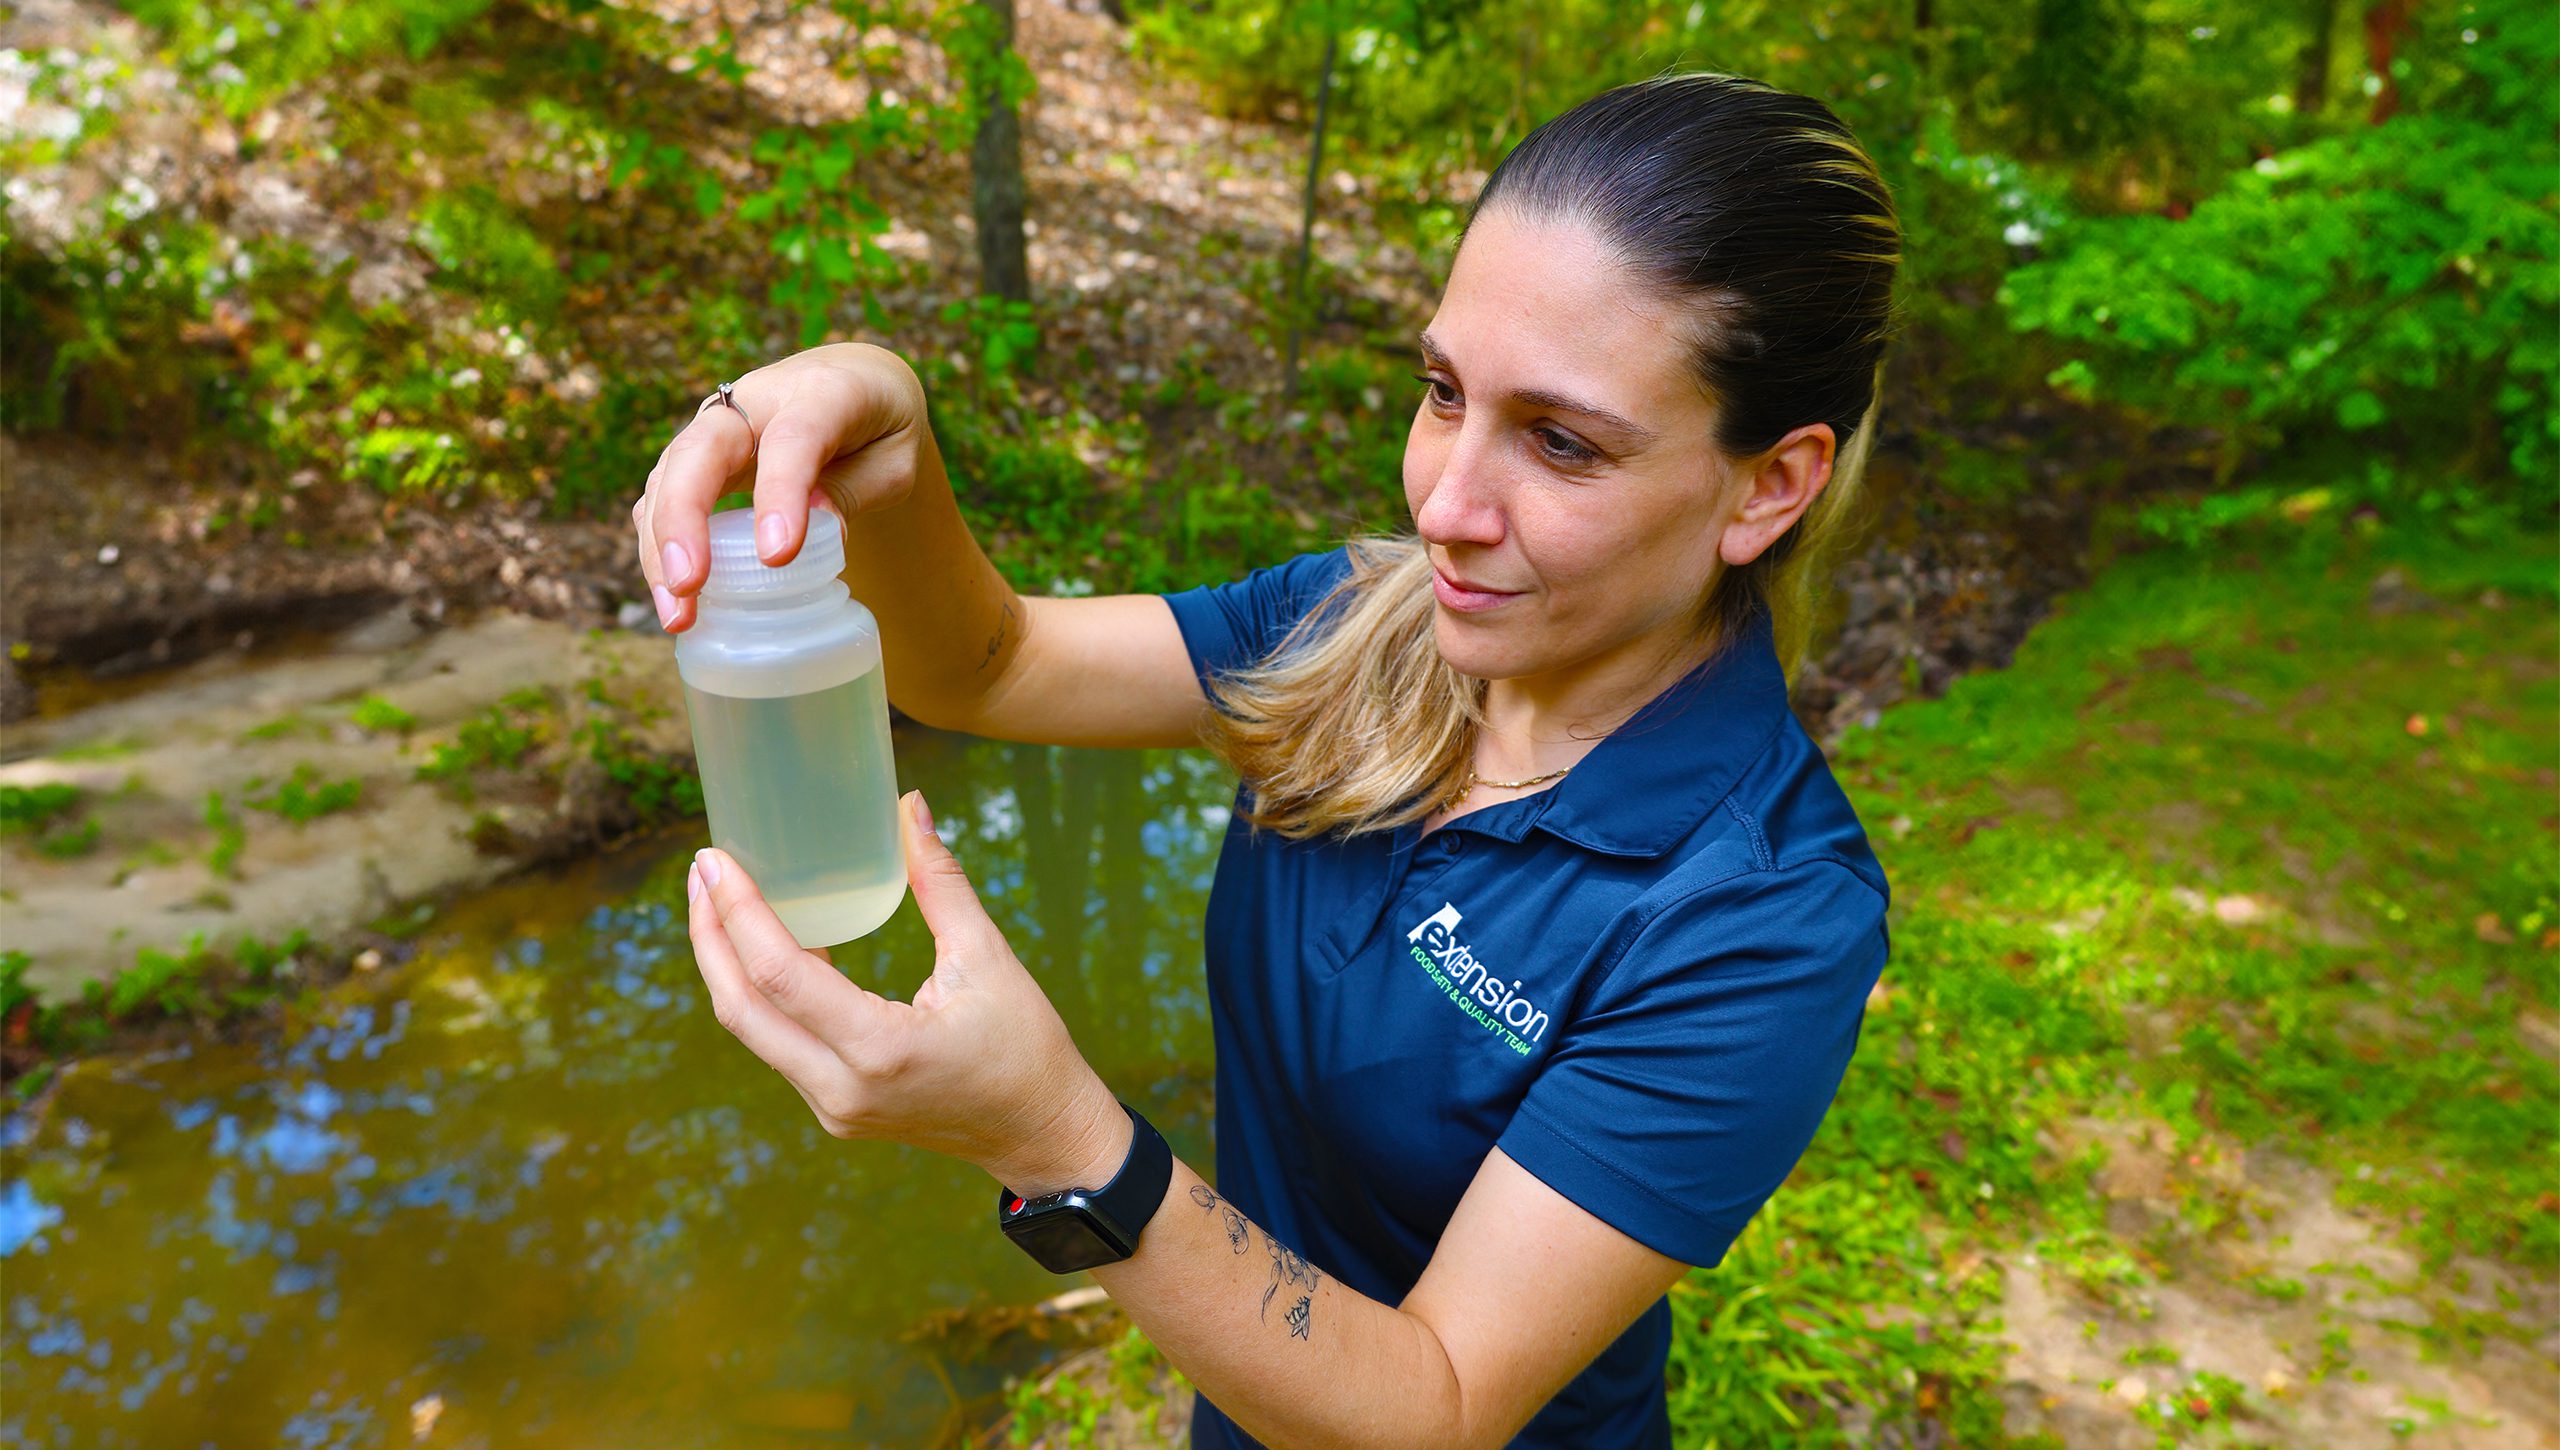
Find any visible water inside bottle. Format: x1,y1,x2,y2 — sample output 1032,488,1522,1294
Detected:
682,660,907,947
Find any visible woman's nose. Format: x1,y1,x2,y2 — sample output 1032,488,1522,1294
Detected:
1413,432,1505,548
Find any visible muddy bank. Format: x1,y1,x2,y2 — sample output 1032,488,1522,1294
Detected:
1,601,691,1004
1,432,654,726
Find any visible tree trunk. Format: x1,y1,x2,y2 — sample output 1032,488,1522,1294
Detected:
970,0,1031,304
2294,0,2338,116
1281,27,1339,403
2361,0,2411,125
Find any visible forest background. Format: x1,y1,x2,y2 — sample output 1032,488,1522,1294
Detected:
1,0,2553,1445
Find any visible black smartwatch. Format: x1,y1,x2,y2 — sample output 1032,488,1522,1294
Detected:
997,1102,1173,1273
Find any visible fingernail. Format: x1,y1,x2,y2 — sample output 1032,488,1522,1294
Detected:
756,512,790,559
911,791,937,838
687,862,703,903
652,584,677,628
695,849,723,890
662,539,691,585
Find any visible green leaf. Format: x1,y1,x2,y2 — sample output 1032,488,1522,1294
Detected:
2044,359,2098,402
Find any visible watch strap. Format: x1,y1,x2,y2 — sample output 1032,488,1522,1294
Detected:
1095,1103,1171,1239
996,1102,1173,1271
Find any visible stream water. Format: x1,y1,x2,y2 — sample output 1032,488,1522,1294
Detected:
2,727,1239,1447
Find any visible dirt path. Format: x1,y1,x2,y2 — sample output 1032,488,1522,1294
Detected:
2000,1130,2559,1447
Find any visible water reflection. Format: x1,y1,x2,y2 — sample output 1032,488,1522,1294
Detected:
2,731,1240,1448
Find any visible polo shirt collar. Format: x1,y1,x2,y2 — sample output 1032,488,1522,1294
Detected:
1425,606,1794,860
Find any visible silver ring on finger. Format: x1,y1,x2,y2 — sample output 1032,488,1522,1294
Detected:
696,380,758,461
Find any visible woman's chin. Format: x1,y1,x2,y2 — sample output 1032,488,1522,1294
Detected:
1431,620,1537,682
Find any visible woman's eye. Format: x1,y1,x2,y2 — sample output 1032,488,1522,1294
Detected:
1536,427,1598,464
1413,373,1457,407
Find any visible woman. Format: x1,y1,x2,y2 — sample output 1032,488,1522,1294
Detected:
631,71,1898,1448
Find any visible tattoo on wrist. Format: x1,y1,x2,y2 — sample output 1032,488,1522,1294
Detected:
1192,1184,1322,1342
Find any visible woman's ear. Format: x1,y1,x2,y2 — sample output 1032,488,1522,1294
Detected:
1717,423,1835,568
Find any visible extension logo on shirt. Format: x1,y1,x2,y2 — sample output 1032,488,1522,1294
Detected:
1405,902,1549,1054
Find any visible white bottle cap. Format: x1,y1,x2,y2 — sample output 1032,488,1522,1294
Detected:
702,504,847,599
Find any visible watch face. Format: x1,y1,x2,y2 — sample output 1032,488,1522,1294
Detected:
1004,1207,1128,1274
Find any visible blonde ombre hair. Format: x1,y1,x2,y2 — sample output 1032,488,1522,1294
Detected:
1204,73,1901,841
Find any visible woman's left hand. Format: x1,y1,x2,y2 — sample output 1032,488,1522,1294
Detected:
684,789,1132,1197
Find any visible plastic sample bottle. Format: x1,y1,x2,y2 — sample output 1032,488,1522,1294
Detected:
674,504,906,947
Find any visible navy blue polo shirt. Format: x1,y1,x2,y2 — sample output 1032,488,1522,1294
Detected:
1160,546,1890,1449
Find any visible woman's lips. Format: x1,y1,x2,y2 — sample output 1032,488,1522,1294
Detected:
1431,566,1521,613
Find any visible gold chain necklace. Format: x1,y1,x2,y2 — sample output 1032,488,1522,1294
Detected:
1441,762,1573,810
1466,764,1573,792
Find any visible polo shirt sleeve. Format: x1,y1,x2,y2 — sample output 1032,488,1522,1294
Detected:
1157,547,1358,691
1496,860,1888,1267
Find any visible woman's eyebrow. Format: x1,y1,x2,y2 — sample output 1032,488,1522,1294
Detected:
1417,330,1659,446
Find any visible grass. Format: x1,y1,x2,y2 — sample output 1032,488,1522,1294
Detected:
415,686,555,800
573,648,703,825
242,763,365,823
1,782,83,832
1654,510,2555,1443
201,788,246,878
237,712,322,743
1827,514,2554,1253
0,783,102,858
999,507,2557,1446
347,693,419,734
2,929,316,1098
1002,1326,1192,1448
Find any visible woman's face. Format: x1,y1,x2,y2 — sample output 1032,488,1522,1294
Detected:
1403,207,1800,688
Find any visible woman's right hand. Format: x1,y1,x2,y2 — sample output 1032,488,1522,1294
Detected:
633,342,930,633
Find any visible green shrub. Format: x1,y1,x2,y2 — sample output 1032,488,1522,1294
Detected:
412,186,564,326
120,0,499,116
2000,0,2559,497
